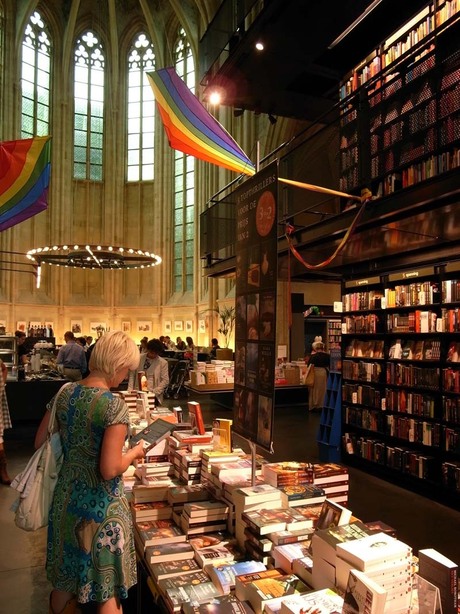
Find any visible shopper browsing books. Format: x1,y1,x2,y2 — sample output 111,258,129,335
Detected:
34,331,146,614
128,338,170,404
307,337,330,412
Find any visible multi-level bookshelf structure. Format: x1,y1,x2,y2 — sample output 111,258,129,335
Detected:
341,264,460,506
339,0,460,199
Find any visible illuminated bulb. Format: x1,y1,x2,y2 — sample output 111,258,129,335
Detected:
208,91,221,105
74,245,79,249
255,41,264,51
108,246,113,251
97,246,101,250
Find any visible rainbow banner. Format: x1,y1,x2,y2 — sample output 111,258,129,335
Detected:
147,68,255,176
0,136,51,232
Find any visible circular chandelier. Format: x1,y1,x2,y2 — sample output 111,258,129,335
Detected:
26,244,162,270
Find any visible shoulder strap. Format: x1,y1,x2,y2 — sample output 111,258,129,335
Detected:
47,382,72,436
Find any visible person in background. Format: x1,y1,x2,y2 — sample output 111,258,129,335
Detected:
128,338,169,404
35,331,145,614
307,336,330,412
184,336,195,360
209,337,220,359
85,335,94,351
0,358,12,485
56,331,87,381
139,336,148,353
175,336,186,351
75,337,87,350
164,335,175,350
15,330,29,365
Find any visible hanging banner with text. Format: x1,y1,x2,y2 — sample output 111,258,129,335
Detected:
233,161,278,452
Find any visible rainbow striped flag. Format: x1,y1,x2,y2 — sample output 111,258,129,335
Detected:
147,68,255,176
0,136,51,232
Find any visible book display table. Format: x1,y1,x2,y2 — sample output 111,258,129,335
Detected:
186,383,309,409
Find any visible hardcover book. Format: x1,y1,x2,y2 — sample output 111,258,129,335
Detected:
311,520,375,565
418,548,458,614
187,401,206,435
342,569,387,614
336,532,412,571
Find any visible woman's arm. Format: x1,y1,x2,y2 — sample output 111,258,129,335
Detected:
100,423,145,480
34,410,51,449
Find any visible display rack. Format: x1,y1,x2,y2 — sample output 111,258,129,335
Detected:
339,1,460,198
341,263,460,506
317,372,342,463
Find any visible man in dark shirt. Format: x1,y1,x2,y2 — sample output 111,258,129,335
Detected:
56,331,87,381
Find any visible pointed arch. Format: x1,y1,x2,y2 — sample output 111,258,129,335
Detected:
73,29,105,180
126,31,156,181
20,9,52,137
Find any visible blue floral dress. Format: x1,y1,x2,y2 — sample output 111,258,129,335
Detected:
46,383,136,604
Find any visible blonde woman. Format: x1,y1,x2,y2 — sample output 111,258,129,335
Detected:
35,331,146,614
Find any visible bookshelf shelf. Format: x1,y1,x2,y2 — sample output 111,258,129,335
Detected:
341,264,460,506
339,2,460,198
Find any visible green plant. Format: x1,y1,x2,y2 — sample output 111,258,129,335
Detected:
204,305,236,348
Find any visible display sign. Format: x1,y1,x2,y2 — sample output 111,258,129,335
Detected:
233,161,278,451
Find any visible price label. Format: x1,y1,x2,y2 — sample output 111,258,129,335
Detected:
352,392,358,404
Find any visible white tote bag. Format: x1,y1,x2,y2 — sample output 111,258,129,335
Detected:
11,383,70,531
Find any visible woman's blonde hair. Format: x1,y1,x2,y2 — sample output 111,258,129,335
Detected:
89,331,139,379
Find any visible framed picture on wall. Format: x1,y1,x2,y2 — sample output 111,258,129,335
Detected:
199,319,206,333
16,321,27,333
90,322,107,335
0,320,6,334
137,321,152,334
121,321,131,333
174,320,183,331
185,320,193,333
164,321,172,334
71,320,83,334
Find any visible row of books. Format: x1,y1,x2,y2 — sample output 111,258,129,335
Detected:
388,338,441,360
345,339,384,358
343,314,379,334
386,363,440,389
385,281,439,308
343,383,382,409
385,389,436,418
386,311,438,333
342,360,382,383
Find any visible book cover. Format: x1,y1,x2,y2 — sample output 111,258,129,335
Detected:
130,418,176,450
194,542,242,568
241,509,290,535
272,541,312,573
315,499,352,530
268,527,314,546
311,521,375,565
279,587,344,613
312,463,349,484
363,520,397,537
245,573,310,613
342,569,387,614
418,548,458,614
164,577,221,611
184,500,230,518
235,568,284,601
212,418,233,452
167,484,211,504
336,532,412,571
188,401,206,435
135,519,186,547
181,593,256,613
207,560,267,594
145,540,195,563
158,569,211,594
278,483,326,508
150,557,200,581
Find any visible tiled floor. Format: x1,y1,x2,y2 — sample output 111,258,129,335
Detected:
1,397,459,613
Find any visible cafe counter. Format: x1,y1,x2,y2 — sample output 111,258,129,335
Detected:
5,378,69,425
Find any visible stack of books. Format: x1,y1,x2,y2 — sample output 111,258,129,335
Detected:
312,462,349,505
232,484,284,550
310,520,375,590
167,484,211,525
159,569,221,612
261,462,314,488
130,499,172,523
278,483,326,508
200,449,247,485
279,587,344,613
206,559,267,595
134,518,186,553
171,449,202,485
168,430,214,455
180,499,230,536
336,531,413,611
235,567,310,614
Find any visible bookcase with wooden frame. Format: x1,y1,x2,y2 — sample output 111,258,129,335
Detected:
339,0,460,200
341,264,460,507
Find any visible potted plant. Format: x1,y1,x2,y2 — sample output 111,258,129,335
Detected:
203,305,236,357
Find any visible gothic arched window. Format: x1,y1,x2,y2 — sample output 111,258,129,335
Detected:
73,31,105,180
21,11,51,137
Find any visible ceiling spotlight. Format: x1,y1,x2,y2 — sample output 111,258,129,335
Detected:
268,114,277,125
208,90,222,105
255,41,264,51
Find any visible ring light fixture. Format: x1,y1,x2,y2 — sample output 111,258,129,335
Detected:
26,244,162,287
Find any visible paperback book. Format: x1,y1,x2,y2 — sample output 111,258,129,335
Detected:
135,519,186,548
187,401,206,435
180,594,256,613
279,587,344,614
145,540,196,564
342,569,387,614
315,499,352,530
206,560,267,594
130,418,176,451
149,557,200,581
418,548,458,614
